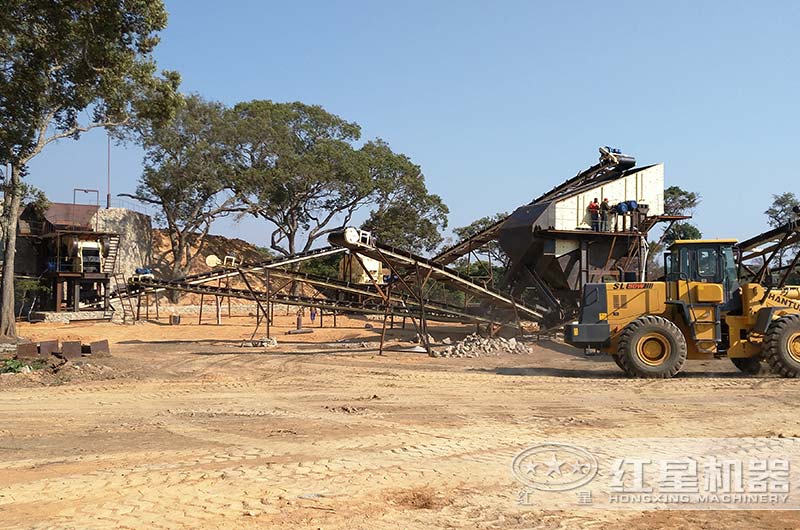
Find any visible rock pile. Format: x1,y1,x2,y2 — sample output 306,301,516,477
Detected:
241,336,279,348
433,333,532,358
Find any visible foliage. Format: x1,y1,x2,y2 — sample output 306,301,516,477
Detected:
0,181,49,241
764,192,800,268
124,95,243,278
299,253,341,279
360,141,448,254
227,101,447,257
663,186,701,216
451,212,509,267
0,0,180,337
765,192,799,228
452,259,505,289
227,100,364,257
0,0,181,165
663,222,702,245
660,186,702,247
14,277,49,298
1,358,46,374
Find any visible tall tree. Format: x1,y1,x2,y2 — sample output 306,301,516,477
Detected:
451,212,510,267
765,192,799,227
123,95,243,279
228,100,364,257
360,141,448,254
765,192,800,268
661,185,702,246
0,0,180,337
228,101,447,257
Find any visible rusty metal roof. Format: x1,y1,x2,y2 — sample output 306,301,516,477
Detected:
42,202,99,229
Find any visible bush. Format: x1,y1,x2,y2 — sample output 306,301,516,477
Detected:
1,358,47,374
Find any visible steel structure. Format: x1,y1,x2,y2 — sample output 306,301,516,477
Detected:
110,147,685,353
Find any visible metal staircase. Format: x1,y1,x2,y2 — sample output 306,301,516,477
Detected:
107,273,136,324
683,281,722,354
103,234,120,274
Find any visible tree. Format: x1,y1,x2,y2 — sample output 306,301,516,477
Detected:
0,179,48,243
228,100,364,257
123,95,243,279
765,192,800,268
229,101,446,257
361,199,447,254
664,185,700,216
661,186,702,247
765,192,799,228
0,0,180,337
360,141,448,254
451,212,510,267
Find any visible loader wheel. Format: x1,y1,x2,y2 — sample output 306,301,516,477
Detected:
764,314,800,378
730,356,765,375
611,355,625,370
617,316,688,378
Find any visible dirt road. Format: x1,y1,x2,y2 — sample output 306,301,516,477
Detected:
2,319,800,529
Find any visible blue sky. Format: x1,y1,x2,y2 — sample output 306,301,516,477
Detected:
26,0,800,247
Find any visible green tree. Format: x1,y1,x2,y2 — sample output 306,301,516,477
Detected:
661,186,702,246
664,185,701,216
0,0,180,337
451,212,510,267
0,180,48,243
228,100,364,257
765,192,799,228
123,95,243,279
228,101,447,257
764,192,800,268
360,141,448,254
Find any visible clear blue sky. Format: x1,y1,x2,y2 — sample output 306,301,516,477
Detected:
26,0,800,247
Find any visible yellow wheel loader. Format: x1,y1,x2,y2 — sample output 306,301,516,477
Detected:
565,234,800,378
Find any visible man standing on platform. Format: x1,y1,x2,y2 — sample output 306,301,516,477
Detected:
588,198,601,231
600,197,612,231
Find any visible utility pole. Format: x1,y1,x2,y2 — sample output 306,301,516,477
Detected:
106,133,111,209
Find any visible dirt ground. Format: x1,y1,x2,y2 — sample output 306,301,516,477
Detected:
2,314,800,529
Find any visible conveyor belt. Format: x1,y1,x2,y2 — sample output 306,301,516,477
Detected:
737,219,800,260
132,276,492,324
329,229,548,322
432,217,507,266
262,269,503,324
178,246,347,286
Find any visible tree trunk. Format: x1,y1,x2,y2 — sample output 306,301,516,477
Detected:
0,166,23,338
168,237,187,304
287,232,303,296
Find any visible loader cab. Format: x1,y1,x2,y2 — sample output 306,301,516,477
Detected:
664,240,740,307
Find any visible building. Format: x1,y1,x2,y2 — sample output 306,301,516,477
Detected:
16,202,152,318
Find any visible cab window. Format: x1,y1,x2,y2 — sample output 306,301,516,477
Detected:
696,248,718,279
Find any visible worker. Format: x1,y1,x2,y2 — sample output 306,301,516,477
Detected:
588,198,600,231
600,198,612,231
310,307,317,324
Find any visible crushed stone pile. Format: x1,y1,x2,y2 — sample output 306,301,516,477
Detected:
433,333,532,358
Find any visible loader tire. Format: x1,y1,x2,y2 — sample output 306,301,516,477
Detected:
617,316,687,378
730,356,766,375
764,314,800,378
611,354,625,370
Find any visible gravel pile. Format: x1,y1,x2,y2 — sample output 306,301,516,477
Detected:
241,337,278,348
433,333,532,358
